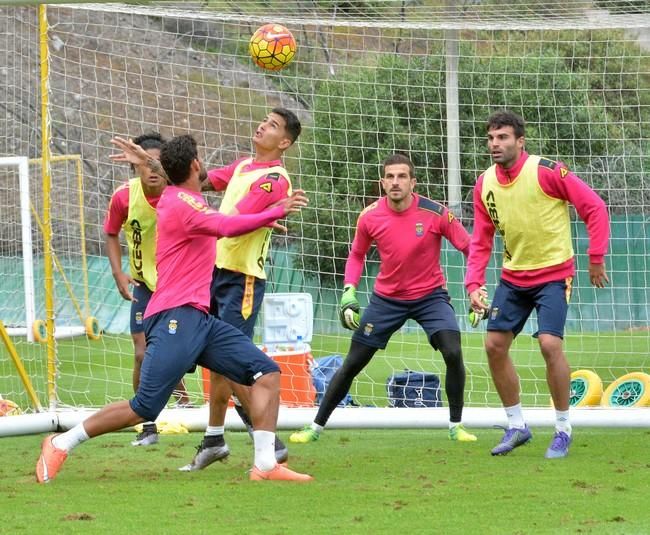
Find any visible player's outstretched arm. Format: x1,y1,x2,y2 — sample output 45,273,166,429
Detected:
267,189,309,232
109,136,148,165
109,136,170,184
208,189,308,239
270,189,309,215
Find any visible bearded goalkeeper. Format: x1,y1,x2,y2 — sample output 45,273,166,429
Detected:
290,153,476,444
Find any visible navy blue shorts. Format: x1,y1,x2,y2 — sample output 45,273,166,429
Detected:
209,267,265,339
130,283,153,334
487,278,573,338
130,305,280,422
352,288,460,350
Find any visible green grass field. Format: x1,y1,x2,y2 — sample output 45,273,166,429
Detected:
2,331,650,533
4,330,648,411
3,428,650,534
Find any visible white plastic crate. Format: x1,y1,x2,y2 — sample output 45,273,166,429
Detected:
261,292,313,352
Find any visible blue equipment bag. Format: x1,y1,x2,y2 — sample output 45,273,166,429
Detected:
311,355,355,406
386,370,442,408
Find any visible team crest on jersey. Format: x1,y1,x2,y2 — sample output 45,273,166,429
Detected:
135,311,143,325
168,319,178,335
415,223,424,237
259,182,272,193
363,323,374,336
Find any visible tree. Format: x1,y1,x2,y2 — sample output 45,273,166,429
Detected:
297,53,447,286
295,29,648,286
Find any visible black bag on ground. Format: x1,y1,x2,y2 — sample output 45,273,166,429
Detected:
386,370,442,408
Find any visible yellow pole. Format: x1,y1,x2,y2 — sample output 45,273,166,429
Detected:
39,4,57,409
0,321,43,412
29,203,85,323
76,155,91,317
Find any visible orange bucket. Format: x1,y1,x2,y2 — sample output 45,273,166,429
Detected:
201,348,315,407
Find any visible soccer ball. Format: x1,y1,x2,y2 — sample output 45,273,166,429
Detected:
249,23,297,71
0,398,21,417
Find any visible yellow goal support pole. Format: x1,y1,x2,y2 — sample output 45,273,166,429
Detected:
29,203,85,324
39,4,57,409
75,154,91,318
0,321,43,412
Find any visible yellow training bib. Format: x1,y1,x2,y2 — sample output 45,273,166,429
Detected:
217,159,292,279
481,155,573,270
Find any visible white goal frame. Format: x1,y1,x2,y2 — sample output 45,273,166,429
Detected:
1,3,649,437
0,156,88,342
1,157,37,342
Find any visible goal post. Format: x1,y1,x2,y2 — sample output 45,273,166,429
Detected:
28,154,100,341
0,155,97,341
0,2,649,436
0,157,36,342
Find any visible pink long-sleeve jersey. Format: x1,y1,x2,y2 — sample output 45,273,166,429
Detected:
344,193,470,300
207,157,290,213
144,185,285,318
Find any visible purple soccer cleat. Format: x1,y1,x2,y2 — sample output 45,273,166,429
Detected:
544,431,572,459
491,425,532,456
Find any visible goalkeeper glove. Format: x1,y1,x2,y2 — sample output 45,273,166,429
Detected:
339,284,360,330
468,286,489,328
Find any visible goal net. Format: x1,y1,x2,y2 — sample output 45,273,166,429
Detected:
1,2,648,430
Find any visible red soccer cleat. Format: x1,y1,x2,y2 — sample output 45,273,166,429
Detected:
36,434,68,483
249,463,313,482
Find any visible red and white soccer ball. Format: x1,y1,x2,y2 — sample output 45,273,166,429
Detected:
249,23,297,71
0,398,21,417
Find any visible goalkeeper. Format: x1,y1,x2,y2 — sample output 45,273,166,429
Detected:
290,153,477,444
465,110,610,460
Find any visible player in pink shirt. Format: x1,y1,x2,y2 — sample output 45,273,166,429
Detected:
180,109,300,471
36,135,313,483
103,131,190,447
465,110,610,459
290,153,477,445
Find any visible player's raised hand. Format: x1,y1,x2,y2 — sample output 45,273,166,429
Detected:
588,262,609,288
110,136,171,184
274,189,309,216
268,221,288,233
109,136,149,166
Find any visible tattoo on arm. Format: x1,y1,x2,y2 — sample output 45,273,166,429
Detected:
147,157,171,184
200,176,215,191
